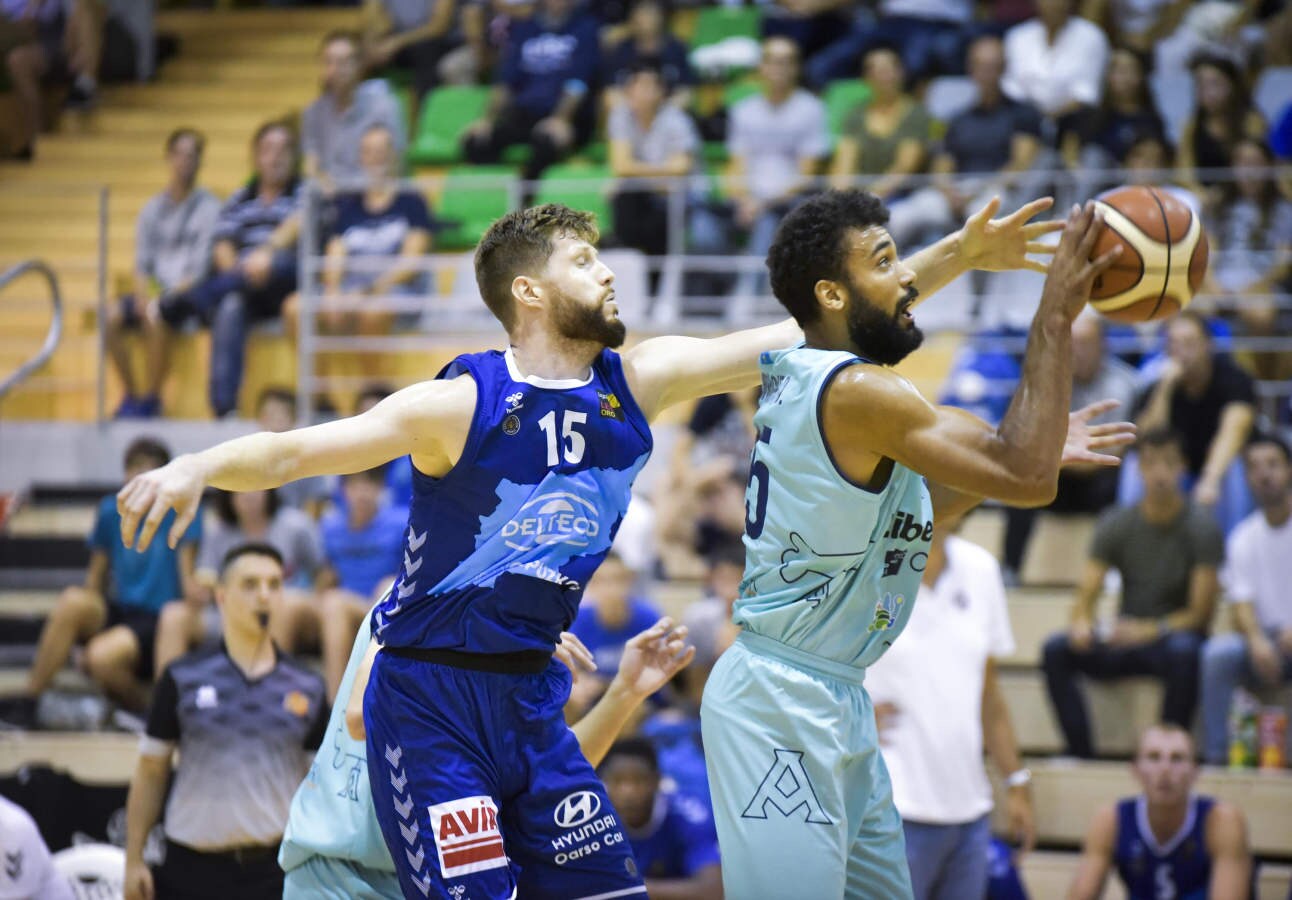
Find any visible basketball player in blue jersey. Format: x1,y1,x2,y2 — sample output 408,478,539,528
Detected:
116,199,1077,900
1068,724,1251,900
700,190,1138,899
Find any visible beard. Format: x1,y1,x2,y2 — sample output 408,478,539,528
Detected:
552,289,626,349
845,283,924,366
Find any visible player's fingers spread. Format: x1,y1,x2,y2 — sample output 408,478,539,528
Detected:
1024,219,1066,239
1084,245,1123,279
1024,241,1055,255
1075,398,1120,420
1023,259,1050,274
673,646,697,670
969,195,1001,225
1006,195,1053,225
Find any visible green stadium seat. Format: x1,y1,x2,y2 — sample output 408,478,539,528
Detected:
723,79,760,108
534,164,614,233
408,85,492,166
824,79,872,143
435,165,517,250
690,6,763,50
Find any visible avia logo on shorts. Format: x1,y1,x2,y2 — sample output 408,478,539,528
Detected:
501,492,601,552
429,796,507,878
884,510,933,544
553,791,601,829
741,749,833,825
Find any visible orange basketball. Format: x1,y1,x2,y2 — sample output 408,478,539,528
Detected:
1087,185,1209,323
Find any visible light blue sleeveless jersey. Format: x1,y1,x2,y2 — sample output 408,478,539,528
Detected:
734,345,933,670
279,613,393,876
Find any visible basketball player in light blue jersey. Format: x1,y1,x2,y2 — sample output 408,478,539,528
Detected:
118,200,1075,900
700,192,1137,899
279,610,697,899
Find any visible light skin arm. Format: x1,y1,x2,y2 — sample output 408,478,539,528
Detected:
1070,559,1111,650
869,138,925,201
982,657,1035,854
369,227,432,296
1163,564,1219,633
1066,804,1116,900
323,235,346,294
117,377,476,551
345,636,380,740
1233,601,1284,684
643,865,724,900
212,239,238,274
1195,402,1255,504
1206,802,1252,900
828,137,860,190
124,752,172,900
1135,367,1177,433
84,549,109,594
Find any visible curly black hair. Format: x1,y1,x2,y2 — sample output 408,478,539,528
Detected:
766,190,890,327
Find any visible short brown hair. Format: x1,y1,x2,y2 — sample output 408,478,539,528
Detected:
320,29,362,54
473,204,599,331
166,127,205,154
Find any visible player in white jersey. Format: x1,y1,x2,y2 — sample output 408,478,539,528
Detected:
701,191,1135,899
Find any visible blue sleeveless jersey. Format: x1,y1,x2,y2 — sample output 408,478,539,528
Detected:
370,347,652,654
1114,795,1214,900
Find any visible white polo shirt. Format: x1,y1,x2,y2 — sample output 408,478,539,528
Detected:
1001,16,1109,116
865,535,1015,825
0,797,74,900
1222,509,1292,632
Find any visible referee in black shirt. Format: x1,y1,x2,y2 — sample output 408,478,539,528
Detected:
124,543,328,900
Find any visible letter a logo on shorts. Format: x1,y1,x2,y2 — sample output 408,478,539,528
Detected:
741,749,833,825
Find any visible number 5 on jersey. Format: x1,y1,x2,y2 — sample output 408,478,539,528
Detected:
746,427,773,539
539,410,588,466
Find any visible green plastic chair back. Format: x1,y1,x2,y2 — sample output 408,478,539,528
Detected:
435,165,517,250
533,164,614,234
690,6,762,50
824,79,872,142
409,86,492,165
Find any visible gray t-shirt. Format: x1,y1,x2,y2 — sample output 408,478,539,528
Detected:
196,508,324,589
1072,356,1139,425
607,103,700,172
135,188,221,293
1091,503,1224,619
301,80,407,184
382,0,437,32
727,89,829,203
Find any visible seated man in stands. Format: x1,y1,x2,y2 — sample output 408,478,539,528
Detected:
1067,724,1251,900
1001,0,1109,126
460,0,600,183
1200,434,1292,765
597,738,723,898
361,0,460,100
570,552,662,677
18,438,201,723
1043,429,1222,758
106,128,221,419
302,31,406,188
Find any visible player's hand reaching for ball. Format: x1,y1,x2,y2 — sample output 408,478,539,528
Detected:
612,618,696,701
956,195,1066,274
1040,202,1123,322
117,455,208,552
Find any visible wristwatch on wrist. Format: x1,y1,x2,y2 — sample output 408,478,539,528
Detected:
1005,768,1032,789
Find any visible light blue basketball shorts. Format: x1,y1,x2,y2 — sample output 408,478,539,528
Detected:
282,854,404,900
701,631,914,900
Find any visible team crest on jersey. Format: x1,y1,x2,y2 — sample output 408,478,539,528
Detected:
502,414,521,435
868,592,905,632
597,390,624,421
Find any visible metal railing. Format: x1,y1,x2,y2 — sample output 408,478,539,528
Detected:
0,261,64,401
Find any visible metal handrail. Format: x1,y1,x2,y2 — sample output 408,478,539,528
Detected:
0,260,63,400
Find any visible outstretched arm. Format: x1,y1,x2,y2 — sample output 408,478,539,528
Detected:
118,376,476,551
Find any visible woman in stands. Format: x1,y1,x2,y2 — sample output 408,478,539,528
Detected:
1179,53,1267,196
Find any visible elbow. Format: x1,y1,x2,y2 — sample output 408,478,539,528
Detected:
1005,471,1059,508
345,704,366,741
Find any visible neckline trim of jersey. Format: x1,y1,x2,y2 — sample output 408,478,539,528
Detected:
505,347,594,389
1134,794,1197,857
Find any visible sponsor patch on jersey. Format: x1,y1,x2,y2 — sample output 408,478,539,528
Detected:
597,390,624,421
430,795,507,878
283,690,311,718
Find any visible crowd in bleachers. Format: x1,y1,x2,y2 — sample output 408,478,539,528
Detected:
3,0,1292,897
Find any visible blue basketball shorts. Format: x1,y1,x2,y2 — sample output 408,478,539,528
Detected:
363,650,647,900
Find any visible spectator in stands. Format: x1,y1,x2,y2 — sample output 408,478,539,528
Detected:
1081,0,1185,55
1061,47,1166,177
1067,724,1251,900
1001,0,1110,122
153,120,302,419
19,438,200,722
289,124,434,344
1,0,102,159
1003,314,1138,580
436,0,534,87
601,0,693,111
608,63,701,257
302,31,407,188
361,0,460,99
1042,429,1222,759
690,37,829,279
571,551,663,676
597,738,723,897
829,46,931,203
867,516,1035,900
153,487,324,675
106,128,222,419
125,544,328,900
460,0,600,182
312,467,406,700
0,796,74,900
1135,311,1257,509
1199,434,1292,765
254,387,333,514
1205,137,1292,381
681,545,745,678
1178,53,1267,195
805,0,975,89
760,0,852,62
885,34,1043,249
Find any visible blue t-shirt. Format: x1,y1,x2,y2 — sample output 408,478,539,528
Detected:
640,711,709,803
626,791,721,880
321,505,407,598
499,13,602,117
90,495,202,612
331,460,413,513
602,35,694,90
332,191,435,292
570,596,662,674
